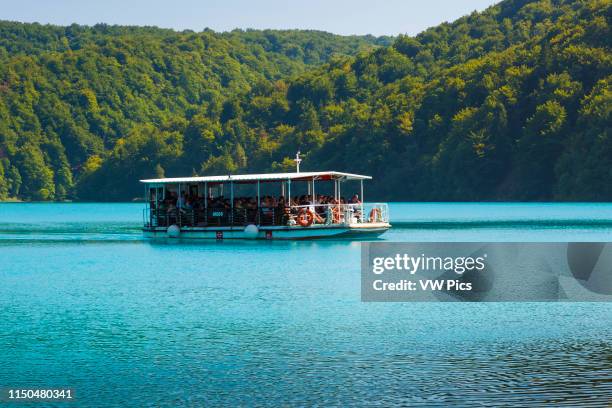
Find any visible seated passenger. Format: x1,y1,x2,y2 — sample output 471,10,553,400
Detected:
306,200,325,224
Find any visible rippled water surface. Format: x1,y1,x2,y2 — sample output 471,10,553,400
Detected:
0,203,611,406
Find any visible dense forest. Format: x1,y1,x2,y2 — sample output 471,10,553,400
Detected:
0,0,610,201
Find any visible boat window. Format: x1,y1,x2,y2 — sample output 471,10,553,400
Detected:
149,187,164,209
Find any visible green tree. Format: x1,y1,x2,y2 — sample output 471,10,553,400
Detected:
14,144,55,200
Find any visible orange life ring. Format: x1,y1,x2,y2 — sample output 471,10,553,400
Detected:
369,208,381,223
297,209,314,227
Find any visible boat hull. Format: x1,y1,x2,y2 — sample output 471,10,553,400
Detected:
143,223,390,240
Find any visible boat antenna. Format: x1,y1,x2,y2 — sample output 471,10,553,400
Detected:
294,150,302,173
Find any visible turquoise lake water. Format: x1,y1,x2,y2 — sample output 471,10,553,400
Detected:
1,203,611,406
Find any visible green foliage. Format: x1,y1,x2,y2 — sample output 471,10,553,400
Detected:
0,22,386,200
1,0,610,201
13,143,55,200
0,160,8,199
236,0,611,201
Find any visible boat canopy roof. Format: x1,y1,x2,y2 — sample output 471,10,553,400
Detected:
140,171,371,185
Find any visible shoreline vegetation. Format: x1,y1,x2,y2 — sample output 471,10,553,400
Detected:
0,0,610,203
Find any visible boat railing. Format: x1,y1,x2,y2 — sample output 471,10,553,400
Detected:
145,202,388,228
288,202,389,225
364,202,389,224
145,206,285,228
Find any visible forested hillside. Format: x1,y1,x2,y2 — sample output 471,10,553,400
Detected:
0,22,390,200
0,0,610,201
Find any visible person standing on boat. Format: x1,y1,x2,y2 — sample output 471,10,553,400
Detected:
350,194,362,222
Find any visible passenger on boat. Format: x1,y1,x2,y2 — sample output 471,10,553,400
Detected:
154,189,373,227
277,196,288,224
260,196,275,223
165,192,178,211
304,199,325,224
177,192,188,209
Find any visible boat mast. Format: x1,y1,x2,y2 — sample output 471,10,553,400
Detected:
294,151,302,173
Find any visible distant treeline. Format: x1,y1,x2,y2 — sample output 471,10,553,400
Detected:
0,0,610,201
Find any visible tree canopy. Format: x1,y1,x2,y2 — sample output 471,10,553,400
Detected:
0,0,610,201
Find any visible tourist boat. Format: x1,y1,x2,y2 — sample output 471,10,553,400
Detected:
140,158,390,239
